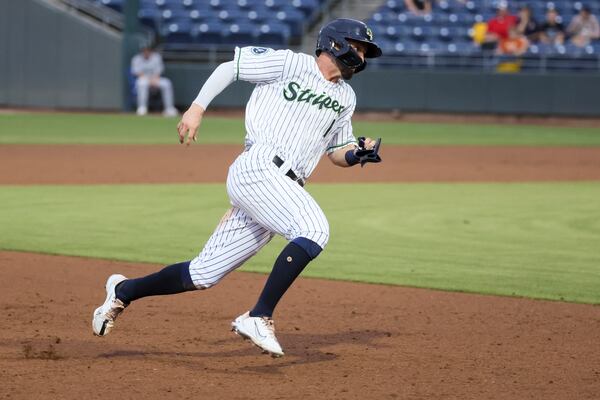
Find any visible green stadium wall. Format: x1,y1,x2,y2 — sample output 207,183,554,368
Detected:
0,0,122,109
167,63,600,117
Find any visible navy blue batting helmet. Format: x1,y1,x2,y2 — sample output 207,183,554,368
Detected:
316,18,382,73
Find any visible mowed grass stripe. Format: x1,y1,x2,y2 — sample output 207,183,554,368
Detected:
0,182,599,304
1,113,599,145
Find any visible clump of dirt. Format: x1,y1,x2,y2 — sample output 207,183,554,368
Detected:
22,337,62,360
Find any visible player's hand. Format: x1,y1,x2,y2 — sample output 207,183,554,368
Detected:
355,136,382,167
361,137,377,151
177,103,205,146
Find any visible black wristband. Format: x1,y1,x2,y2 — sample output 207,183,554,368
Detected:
345,149,360,166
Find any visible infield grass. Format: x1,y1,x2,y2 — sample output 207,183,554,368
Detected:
1,112,600,146
1,182,599,304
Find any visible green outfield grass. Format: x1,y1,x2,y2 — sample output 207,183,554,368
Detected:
1,112,600,145
1,182,599,304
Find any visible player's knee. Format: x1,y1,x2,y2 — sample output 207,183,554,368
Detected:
188,258,227,289
291,237,324,260
159,78,172,89
136,78,149,89
188,274,219,290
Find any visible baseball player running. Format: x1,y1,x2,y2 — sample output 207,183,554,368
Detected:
92,18,383,357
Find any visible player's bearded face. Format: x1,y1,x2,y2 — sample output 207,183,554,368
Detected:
338,42,367,80
338,62,356,80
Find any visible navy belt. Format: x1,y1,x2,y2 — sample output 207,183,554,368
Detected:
273,156,305,187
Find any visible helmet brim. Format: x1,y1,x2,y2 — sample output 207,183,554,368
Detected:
346,38,383,58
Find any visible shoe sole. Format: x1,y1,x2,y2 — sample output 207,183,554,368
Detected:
92,274,126,337
94,312,109,336
231,325,284,358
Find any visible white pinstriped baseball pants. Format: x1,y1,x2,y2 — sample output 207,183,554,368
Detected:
189,144,329,289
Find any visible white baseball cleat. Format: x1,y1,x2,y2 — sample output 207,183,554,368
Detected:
92,274,128,337
231,311,284,357
136,106,148,116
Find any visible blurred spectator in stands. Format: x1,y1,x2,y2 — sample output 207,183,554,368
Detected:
131,45,178,117
516,5,540,41
538,8,565,45
404,0,432,16
497,26,529,56
483,1,518,49
567,6,600,47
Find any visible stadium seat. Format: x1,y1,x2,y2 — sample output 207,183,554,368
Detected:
99,0,123,12
193,21,224,45
256,23,290,46
384,0,406,13
160,9,191,23
221,23,256,46
290,0,319,18
162,21,194,43
275,9,304,37
245,8,271,23
138,8,162,30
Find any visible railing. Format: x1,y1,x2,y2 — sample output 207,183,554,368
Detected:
58,0,124,30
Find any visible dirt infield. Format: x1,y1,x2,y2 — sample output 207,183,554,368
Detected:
2,144,600,184
1,143,600,399
1,251,599,400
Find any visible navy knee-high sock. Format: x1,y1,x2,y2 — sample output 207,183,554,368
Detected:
115,260,197,304
250,241,317,318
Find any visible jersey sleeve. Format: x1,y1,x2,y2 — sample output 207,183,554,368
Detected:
326,119,357,154
326,93,357,154
233,46,290,84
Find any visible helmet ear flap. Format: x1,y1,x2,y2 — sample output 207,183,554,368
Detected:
354,60,367,73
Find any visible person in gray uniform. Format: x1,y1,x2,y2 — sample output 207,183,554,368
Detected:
131,45,178,116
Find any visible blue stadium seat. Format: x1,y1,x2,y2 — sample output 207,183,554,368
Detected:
99,0,123,12
396,12,434,27
221,23,256,46
216,9,245,22
392,40,421,54
245,8,271,23
451,42,478,55
193,21,224,45
384,0,406,13
154,0,168,9
138,8,162,30
275,9,304,36
370,11,398,25
465,0,485,14
435,0,471,14
140,0,158,9
420,40,446,53
162,21,194,43
256,23,290,46
260,0,287,11
435,26,470,42
161,9,191,23
290,0,319,18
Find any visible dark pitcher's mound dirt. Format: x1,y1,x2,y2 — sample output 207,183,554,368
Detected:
1,251,599,400
1,142,600,399
2,144,600,184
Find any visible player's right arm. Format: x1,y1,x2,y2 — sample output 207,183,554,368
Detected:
177,60,235,145
177,46,289,146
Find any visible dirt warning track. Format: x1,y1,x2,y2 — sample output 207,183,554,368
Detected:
1,251,599,400
1,144,600,184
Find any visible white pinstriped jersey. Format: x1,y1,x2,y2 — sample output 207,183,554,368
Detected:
188,46,356,288
233,46,357,180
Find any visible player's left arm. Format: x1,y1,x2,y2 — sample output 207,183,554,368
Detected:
327,137,379,167
325,107,382,168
